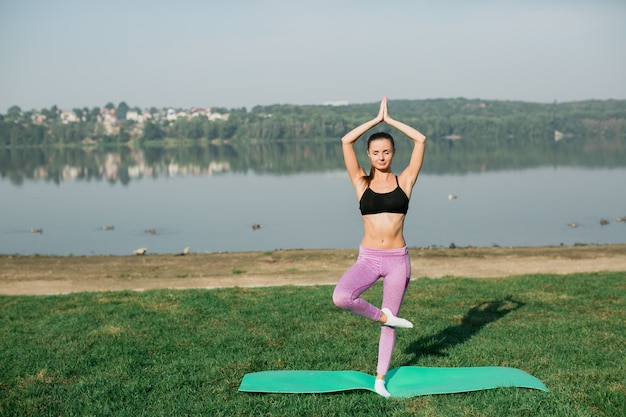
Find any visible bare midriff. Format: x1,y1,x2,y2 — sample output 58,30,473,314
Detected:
360,212,406,250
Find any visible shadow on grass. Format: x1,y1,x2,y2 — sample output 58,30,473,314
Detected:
403,296,525,365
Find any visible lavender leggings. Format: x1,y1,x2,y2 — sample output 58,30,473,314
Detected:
332,245,411,375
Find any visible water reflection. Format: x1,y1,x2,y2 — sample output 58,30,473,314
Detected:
2,137,625,186
2,139,625,255
1,167,625,256
0,141,346,185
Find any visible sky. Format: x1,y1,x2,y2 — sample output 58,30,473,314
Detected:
1,0,625,113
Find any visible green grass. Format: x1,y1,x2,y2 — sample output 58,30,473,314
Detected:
1,272,625,416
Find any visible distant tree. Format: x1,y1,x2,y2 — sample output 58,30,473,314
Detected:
116,101,129,120
73,108,84,121
142,121,165,141
104,102,115,110
9,123,27,146
23,110,34,122
90,107,101,120
118,122,131,142
41,105,59,121
7,105,22,121
81,107,90,121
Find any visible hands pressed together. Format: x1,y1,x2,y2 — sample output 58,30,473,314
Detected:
341,97,426,145
376,97,390,124
374,97,426,144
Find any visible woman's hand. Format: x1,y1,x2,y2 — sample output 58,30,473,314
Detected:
341,97,386,145
382,97,393,123
377,97,388,123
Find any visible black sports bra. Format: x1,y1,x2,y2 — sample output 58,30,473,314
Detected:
359,176,409,216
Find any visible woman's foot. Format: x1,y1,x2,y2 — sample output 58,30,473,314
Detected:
374,379,391,398
381,308,413,328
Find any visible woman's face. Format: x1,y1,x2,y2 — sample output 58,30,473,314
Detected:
367,138,395,171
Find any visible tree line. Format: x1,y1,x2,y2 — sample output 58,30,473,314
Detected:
1,98,625,147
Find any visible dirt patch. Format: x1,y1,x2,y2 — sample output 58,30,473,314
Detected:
1,245,625,295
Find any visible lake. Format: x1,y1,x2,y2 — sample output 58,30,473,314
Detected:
1,142,625,256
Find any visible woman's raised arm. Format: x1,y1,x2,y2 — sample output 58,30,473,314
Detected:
341,98,387,184
384,106,427,194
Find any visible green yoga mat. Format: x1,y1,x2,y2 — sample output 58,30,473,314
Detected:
238,366,548,398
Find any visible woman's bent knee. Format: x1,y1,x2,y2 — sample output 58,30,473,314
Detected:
332,288,350,310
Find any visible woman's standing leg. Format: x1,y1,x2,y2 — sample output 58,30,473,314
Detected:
376,250,411,386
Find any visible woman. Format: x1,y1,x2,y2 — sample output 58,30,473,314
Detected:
332,97,426,398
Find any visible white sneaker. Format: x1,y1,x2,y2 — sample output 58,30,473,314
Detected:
374,379,391,398
381,308,413,328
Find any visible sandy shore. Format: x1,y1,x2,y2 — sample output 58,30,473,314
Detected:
1,244,625,295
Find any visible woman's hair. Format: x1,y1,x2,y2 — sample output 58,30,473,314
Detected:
367,132,395,150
